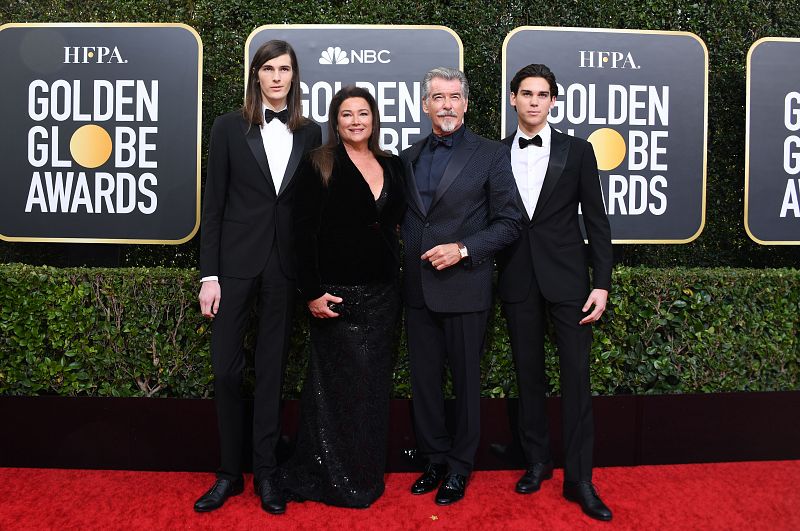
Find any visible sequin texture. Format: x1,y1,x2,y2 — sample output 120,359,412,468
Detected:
281,282,400,508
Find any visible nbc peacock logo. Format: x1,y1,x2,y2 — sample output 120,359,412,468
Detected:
319,46,349,65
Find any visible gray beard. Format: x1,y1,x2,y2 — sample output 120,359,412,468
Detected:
439,117,458,133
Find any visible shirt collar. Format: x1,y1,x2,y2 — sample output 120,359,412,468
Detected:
261,103,289,128
262,103,288,113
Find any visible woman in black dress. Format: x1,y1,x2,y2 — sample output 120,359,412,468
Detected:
282,86,406,508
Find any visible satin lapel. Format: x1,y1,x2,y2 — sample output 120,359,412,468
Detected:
241,119,275,195
278,125,305,196
531,130,569,222
404,139,426,216
430,128,477,211
502,134,530,221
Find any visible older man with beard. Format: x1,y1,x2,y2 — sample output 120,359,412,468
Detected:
399,66,522,505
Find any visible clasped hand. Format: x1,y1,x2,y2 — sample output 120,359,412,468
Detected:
308,292,344,319
422,243,462,270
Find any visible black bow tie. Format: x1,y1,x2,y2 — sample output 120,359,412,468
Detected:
518,135,543,149
430,134,453,150
264,108,289,124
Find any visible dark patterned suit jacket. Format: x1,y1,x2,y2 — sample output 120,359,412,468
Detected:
400,126,521,313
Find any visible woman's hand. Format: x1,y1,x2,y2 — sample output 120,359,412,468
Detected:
308,292,344,318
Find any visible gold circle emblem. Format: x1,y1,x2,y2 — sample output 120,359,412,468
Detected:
587,128,626,171
70,125,113,168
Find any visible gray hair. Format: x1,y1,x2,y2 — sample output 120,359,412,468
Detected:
421,67,469,101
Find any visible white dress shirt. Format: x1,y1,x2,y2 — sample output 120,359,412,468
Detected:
510,123,552,219
261,103,293,194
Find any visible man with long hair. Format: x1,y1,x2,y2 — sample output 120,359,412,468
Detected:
194,40,321,515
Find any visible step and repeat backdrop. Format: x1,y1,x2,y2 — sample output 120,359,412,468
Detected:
0,23,796,245
746,37,800,245
246,25,462,153
502,27,707,244
0,23,202,244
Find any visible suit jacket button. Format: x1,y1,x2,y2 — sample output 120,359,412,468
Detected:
424,223,430,228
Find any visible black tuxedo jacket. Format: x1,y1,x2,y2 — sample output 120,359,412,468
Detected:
400,126,522,313
497,129,612,303
199,111,322,279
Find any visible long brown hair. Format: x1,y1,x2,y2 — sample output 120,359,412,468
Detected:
311,85,389,185
242,40,307,132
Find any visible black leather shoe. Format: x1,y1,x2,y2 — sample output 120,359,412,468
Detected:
410,463,447,495
563,481,613,521
256,477,286,515
435,473,467,505
515,462,554,494
193,478,244,512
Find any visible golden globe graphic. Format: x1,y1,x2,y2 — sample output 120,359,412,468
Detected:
503,27,708,243
69,125,113,169
745,38,800,245
0,23,202,243
587,128,626,172
247,25,462,153
24,79,160,216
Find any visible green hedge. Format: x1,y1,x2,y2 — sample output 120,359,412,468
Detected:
1,264,797,398
1,0,800,269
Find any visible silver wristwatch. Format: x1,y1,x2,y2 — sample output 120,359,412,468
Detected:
456,241,469,259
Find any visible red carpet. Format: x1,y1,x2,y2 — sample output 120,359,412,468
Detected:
1,461,798,530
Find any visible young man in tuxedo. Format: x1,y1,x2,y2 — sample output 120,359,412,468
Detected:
401,67,521,505
194,40,321,515
497,64,613,521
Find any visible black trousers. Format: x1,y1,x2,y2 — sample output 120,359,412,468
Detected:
406,305,489,476
211,248,294,483
502,282,594,482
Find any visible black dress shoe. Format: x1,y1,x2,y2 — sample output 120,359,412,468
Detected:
256,477,286,515
435,474,467,505
515,462,554,494
410,463,447,495
563,481,613,521
193,478,244,512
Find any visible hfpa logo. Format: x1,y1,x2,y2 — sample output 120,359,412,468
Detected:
578,50,639,69
318,46,390,65
63,46,127,64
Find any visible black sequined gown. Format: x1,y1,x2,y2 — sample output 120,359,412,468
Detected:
281,282,399,507
281,147,406,508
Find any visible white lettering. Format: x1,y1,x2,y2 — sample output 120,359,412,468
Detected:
138,173,158,214
780,179,800,217
784,135,800,175
785,92,800,131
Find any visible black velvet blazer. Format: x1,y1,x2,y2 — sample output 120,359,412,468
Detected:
294,144,407,301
